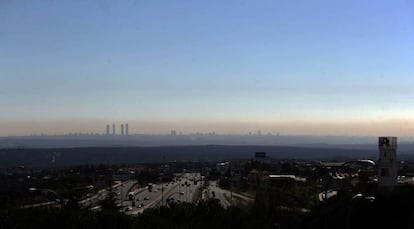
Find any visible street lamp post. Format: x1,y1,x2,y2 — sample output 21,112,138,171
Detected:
161,183,164,206
178,183,181,201
186,184,189,202
120,182,123,207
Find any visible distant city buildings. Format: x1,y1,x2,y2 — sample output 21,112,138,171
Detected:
171,130,176,136
106,123,130,136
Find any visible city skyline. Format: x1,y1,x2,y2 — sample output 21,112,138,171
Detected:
2,1,414,136
1,119,414,137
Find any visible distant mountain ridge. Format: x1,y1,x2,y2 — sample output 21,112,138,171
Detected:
0,145,392,168
2,135,414,168
2,134,414,149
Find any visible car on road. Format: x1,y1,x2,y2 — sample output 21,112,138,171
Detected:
144,197,149,200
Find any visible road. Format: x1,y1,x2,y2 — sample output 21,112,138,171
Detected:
115,180,138,206
123,173,202,215
163,174,201,204
207,181,232,208
79,180,137,208
206,180,255,208
31,175,254,212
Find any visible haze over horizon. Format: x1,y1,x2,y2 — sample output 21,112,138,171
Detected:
2,1,414,136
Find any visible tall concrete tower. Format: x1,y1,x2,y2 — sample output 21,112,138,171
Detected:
106,124,110,135
125,123,129,136
378,137,398,188
121,124,124,136
112,124,115,135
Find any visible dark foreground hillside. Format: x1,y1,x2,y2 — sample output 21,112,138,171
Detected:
2,187,414,229
302,186,414,229
0,200,301,229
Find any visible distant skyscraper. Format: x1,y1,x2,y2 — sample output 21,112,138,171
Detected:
171,130,176,136
257,130,262,136
106,124,110,135
125,123,129,135
112,124,115,135
121,124,124,136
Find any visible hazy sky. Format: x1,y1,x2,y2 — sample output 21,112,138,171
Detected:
1,1,414,136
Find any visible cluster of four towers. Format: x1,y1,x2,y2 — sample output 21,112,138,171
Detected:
106,123,128,136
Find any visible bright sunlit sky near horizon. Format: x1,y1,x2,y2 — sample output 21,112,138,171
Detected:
1,0,414,136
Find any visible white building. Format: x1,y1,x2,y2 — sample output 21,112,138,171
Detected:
378,137,398,188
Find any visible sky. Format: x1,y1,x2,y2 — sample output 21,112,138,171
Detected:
1,0,414,136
